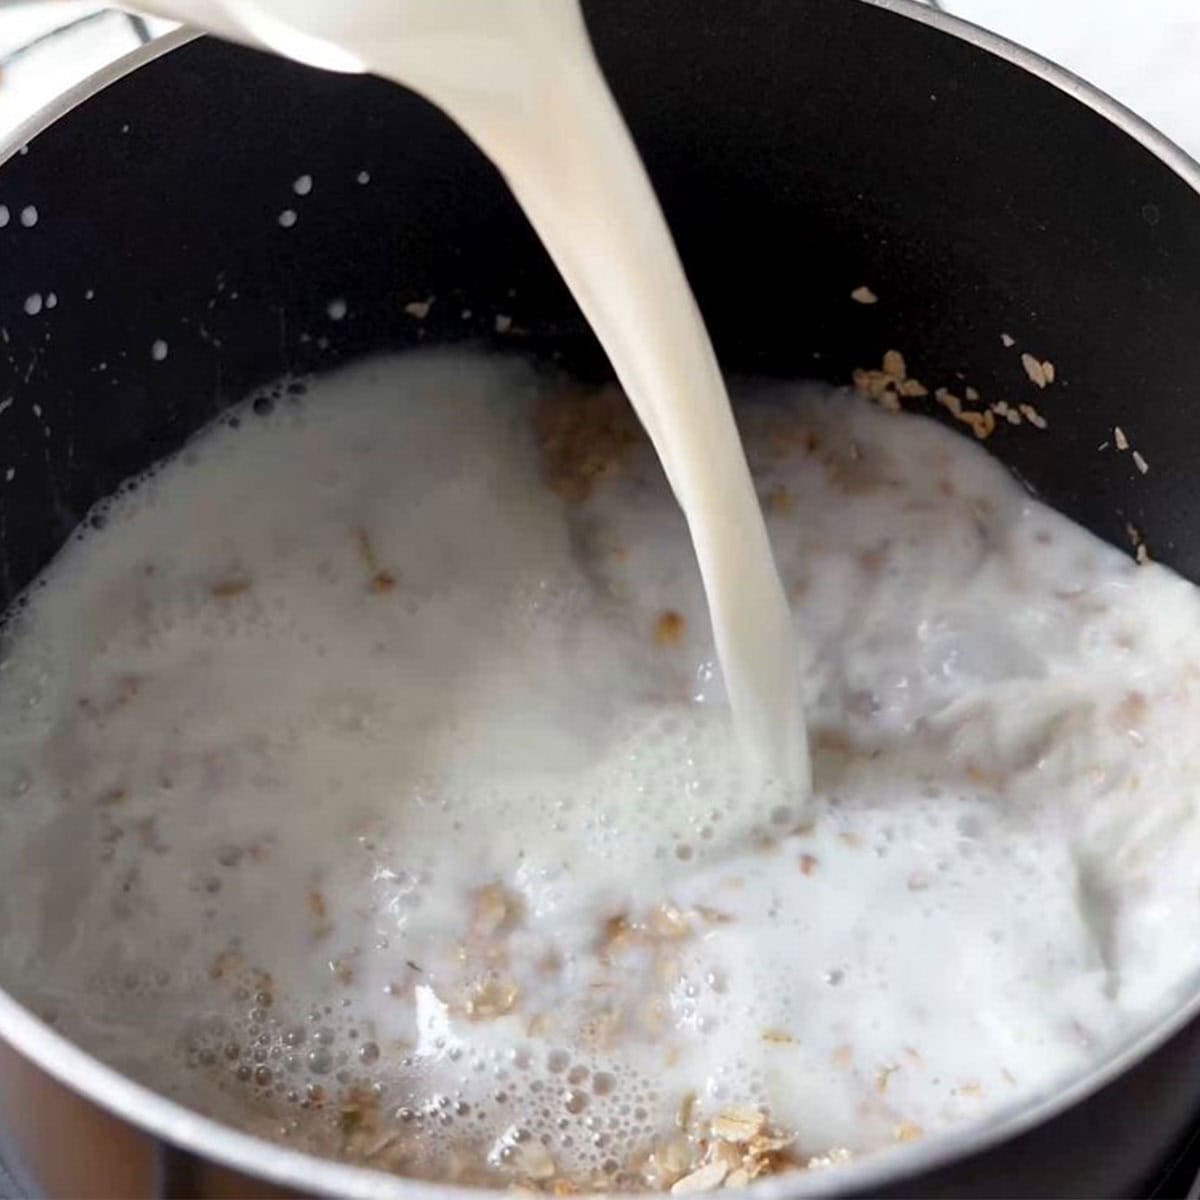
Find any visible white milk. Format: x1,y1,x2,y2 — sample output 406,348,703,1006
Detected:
133,0,809,797
3,352,1200,1190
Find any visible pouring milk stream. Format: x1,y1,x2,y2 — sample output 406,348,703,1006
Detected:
137,0,810,798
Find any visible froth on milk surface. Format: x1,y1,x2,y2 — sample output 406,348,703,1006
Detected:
2,350,1200,1191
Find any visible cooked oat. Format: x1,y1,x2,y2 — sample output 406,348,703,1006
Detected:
1018,403,1048,430
210,577,252,598
711,1109,765,1142
655,611,687,646
881,350,906,380
670,1160,729,1194
1020,353,1048,389
536,386,642,501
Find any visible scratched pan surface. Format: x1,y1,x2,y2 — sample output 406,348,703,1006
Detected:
2,2,1200,1197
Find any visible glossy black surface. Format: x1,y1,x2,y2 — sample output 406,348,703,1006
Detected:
2,3,1200,1195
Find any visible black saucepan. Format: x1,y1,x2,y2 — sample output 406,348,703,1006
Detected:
2,2,1200,1196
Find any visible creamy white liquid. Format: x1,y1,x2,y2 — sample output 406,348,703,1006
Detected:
138,0,809,795
7,3,1200,1192
3,352,1200,1191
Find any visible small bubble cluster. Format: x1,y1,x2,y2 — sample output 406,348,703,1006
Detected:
177,956,675,1182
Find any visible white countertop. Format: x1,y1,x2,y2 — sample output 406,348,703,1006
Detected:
949,0,1200,162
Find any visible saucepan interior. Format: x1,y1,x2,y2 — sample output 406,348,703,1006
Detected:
2,2,1200,1196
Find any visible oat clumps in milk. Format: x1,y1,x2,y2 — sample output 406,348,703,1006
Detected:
2,350,1200,1192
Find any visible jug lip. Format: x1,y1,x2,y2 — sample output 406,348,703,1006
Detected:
2,3,1200,1197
